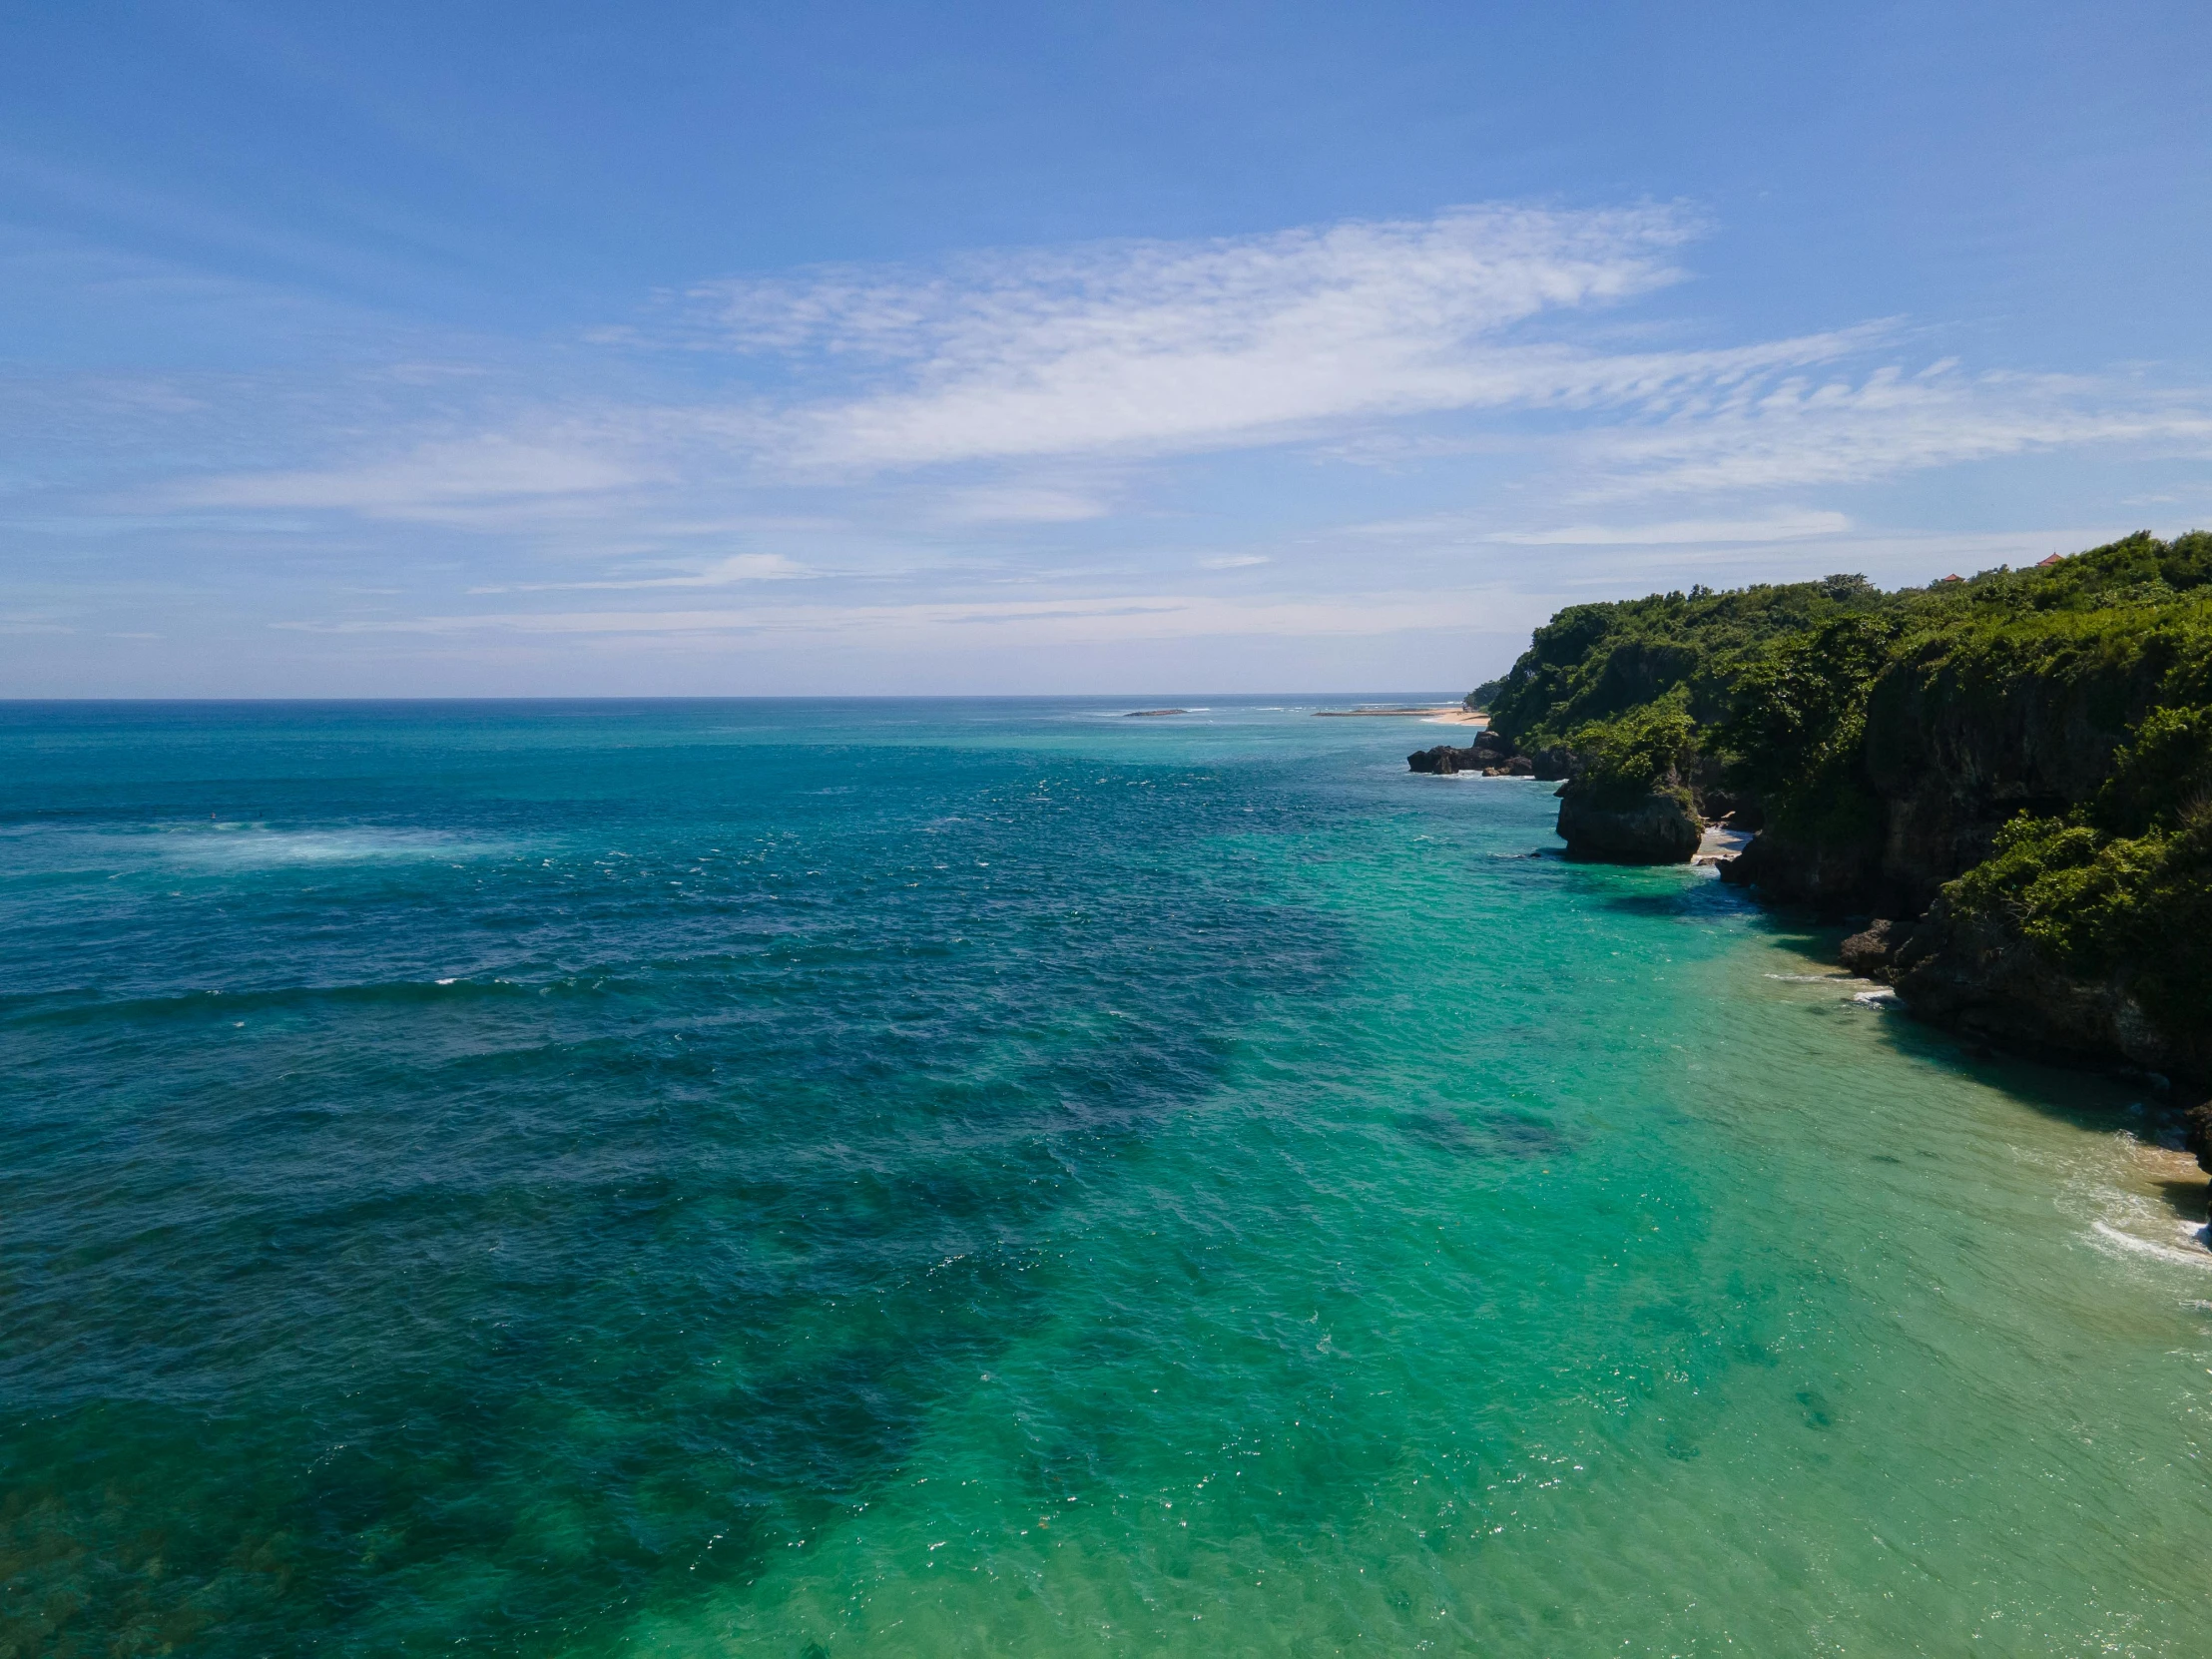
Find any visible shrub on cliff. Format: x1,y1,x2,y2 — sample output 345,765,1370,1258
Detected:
1721,613,1898,843
1560,700,1698,811
1484,576,1886,749
1463,676,1507,712
1942,813,2212,1046
1489,532,2212,757
2096,703,2212,832
1940,699,2212,1038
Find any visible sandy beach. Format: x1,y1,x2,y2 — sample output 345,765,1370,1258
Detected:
1312,705,1487,725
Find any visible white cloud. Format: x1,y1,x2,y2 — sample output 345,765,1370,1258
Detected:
1200,554,1272,568
1485,511,1851,544
692,206,1713,470
140,208,2212,552
1572,363,2212,498
173,432,658,521
469,553,813,593
932,485,1111,523
273,589,1515,645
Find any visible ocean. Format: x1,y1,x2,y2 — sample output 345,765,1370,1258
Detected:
3,697,2208,1656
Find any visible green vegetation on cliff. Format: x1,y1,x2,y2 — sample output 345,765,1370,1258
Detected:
1476,530,2212,1078
1485,575,1883,746
1944,702,2212,1041
1562,698,1699,812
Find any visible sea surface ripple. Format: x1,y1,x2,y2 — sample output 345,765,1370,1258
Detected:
2,698,2208,1656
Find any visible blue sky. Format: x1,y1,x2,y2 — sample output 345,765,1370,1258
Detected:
4,0,2210,696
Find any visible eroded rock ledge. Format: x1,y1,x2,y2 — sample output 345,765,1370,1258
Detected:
1406,729,1562,778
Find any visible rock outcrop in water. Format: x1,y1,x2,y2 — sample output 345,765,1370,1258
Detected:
1408,729,1533,776
1838,918,1905,979
1553,782,1701,863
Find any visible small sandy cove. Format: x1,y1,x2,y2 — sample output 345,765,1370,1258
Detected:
1312,705,1486,726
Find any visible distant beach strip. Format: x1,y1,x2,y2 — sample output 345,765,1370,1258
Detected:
1314,705,1487,725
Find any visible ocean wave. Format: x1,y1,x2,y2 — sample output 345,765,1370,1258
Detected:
156,826,507,867
2088,1219,2212,1266
4,821,517,874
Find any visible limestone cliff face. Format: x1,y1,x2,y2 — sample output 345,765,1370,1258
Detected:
1720,650,2208,1087
1887,901,2200,1078
1710,642,2210,1088
1729,638,2171,915
1554,782,1701,863
1855,641,2167,912
1717,826,1880,907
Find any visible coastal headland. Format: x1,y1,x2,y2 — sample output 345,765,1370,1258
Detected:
1422,530,2212,1174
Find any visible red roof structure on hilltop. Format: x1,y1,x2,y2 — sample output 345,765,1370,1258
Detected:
2037,553,2065,567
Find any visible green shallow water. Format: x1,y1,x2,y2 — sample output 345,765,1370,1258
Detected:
2,698,2207,1657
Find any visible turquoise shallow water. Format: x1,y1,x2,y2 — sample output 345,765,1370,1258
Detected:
3,698,2209,1657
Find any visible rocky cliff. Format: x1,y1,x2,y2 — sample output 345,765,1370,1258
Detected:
1465,532,2212,1105
1554,783,1701,862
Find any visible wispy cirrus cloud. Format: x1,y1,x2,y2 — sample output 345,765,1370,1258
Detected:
129,206,2212,576
273,589,1514,644
1571,362,2212,498
167,206,1904,525
171,430,661,522
930,484,1113,523
467,553,813,594
1482,511,1852,544
683,205,1719,471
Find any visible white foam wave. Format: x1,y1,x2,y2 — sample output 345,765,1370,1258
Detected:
2088,1219,2212,1267
160,827,498,867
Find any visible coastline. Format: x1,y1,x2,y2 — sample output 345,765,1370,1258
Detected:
1418,721,2210,1179
1461,533,2212,1138
1313,705,1487,725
